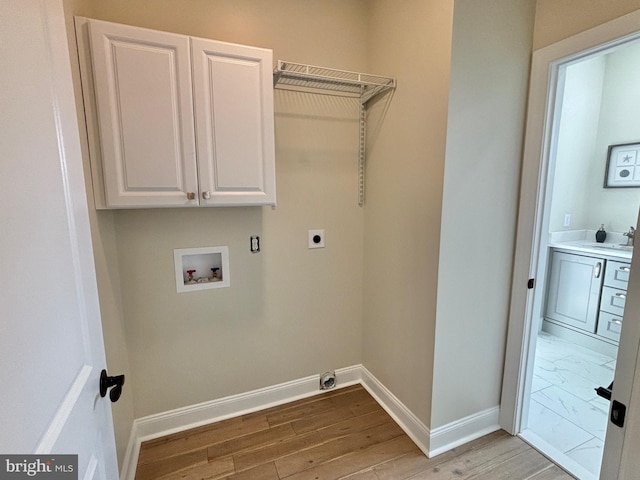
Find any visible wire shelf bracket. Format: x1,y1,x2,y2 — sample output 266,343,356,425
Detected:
273,61,396,206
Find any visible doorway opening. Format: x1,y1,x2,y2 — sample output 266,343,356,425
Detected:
521,41,640,479
501,24,640,480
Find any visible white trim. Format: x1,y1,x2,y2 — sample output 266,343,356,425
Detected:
333,364,363,388
119,421,138,480
519,429,596,480
120,365,500,478
358,366,431,456
429,406,501,457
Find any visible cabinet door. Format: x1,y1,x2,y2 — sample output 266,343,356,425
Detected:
545,251,603,333
88,19,198,207
191,37,276,206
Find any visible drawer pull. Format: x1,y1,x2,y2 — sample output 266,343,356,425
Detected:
612,319,623,326
620,267,631,272
615,293,627,299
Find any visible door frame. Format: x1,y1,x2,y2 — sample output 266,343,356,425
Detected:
500,9,640,479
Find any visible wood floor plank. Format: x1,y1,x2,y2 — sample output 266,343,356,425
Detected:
275,421,404,478
317,409,392,442
224,462,280,480
466,448,561,480
232,431,323,473
340,469,381,479
282,435,421,480
138,415,269,465
155,456,234,480
266,397,337,427
290,405,356,434
207,423,296,459
329,387,376,408
329,388,381,417
135,449,208,480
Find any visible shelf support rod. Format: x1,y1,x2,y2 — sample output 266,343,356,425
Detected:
358,102,366,207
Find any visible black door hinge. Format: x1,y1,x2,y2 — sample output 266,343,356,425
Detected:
527,278,535,289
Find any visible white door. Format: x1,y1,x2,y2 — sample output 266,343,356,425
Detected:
0,1,118,478
500,9,640,480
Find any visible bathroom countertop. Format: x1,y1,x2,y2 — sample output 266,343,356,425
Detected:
548,229,634,261
549,240,633,261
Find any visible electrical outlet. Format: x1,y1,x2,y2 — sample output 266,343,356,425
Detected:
564,213,571,227
250,236,260,253
308,229,325,249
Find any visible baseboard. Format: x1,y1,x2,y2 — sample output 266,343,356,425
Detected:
119,421,138,480
428,406,501,457
120,365,499,479
358,366,431,456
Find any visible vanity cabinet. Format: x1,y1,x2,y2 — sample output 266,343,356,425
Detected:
545,250,630,345
76,18,275,208
545,251,603,333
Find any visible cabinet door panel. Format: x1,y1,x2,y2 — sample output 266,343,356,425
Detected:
89,19,198,207
545,251,603,333
192,38,276,206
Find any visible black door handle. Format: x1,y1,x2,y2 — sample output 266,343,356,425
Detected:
100,369,125,402
595,381,614,401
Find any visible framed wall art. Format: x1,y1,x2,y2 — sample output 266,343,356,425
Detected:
604,142,640,188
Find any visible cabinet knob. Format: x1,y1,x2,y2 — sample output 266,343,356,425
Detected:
186,192,196,200
202,191,211,200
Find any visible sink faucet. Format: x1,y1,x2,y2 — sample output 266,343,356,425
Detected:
624,226,635,246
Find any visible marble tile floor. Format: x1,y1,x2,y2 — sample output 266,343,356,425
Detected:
523,332,617,479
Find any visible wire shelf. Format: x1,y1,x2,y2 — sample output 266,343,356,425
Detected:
273,60,395,206
273,61,396,104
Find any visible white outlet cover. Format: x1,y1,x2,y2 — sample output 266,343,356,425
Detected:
308,229,325,249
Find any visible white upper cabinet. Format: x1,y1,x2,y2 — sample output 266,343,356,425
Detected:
192,38,276,206
77,18,276,208
85,19,198,207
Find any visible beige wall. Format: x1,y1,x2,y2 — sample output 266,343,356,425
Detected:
86,0,367,418
362,0,454,425
534,0,640,49
431,0,535,428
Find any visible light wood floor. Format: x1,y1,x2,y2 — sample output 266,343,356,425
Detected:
135,385,575,480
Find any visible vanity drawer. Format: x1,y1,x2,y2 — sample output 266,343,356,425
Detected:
601,286,627,316
597,311,623,342
605,260,631,289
